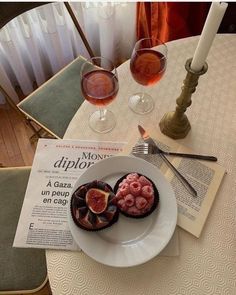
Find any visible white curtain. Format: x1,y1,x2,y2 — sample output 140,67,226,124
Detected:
0,2,136,104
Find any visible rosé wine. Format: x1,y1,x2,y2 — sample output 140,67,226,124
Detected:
82,70,118,107
130,49,166,86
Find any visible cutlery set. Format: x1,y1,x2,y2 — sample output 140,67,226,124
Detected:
134,125,218,197
132,143,217,161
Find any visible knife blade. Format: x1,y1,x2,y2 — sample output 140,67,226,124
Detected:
138,125,197,197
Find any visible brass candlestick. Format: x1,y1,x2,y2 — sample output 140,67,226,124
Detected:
159,58,208,139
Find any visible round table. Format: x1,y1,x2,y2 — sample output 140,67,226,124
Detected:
46,35,236,295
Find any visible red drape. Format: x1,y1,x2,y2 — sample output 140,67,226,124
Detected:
137,2,211,43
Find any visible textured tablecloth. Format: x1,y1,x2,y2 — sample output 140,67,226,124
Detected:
46,35,236,295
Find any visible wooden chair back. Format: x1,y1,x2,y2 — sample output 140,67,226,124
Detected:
0,2,94,140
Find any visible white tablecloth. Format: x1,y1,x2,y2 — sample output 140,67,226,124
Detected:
46,35,236,295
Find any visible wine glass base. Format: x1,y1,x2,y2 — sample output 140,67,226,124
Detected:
128,92,154,114
89,109,116,133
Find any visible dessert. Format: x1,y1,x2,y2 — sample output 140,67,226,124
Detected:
70,180,119,231
114,173,159,218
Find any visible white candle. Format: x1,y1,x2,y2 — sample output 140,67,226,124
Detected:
191,2,228,72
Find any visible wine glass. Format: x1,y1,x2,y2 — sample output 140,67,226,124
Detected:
129,37,167,114
81,56,119,133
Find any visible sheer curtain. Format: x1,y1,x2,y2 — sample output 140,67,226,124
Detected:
0,2,136,105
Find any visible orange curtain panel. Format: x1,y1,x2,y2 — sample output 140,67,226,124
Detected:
137,2,211,42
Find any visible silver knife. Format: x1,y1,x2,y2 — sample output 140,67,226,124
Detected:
138,125,197,197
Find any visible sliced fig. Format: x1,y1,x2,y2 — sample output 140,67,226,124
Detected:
86,188,109,214
80,211,93,229
73,196,86,207
96,215,109,228
75,206,87,219
103,204,117,220
74,185,87,199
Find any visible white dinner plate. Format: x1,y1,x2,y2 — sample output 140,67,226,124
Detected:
68,155,177,267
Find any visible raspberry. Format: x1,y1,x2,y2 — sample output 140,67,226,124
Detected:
117,199,127,211
115,190,123,201
127,206,141,215
135,196,147,209
141,185,154,200
139,175,152,186
126,173,139,183
118,179,127,187
124,194,135,207
119,183,130,196
129,181,142,196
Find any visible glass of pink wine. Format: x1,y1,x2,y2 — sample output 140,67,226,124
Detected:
81,56,119,133
129,37,167,114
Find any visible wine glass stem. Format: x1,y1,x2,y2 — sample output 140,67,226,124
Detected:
99,108,106,121
140,91,145,103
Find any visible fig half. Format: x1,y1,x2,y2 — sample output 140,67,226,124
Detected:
86,188,109,214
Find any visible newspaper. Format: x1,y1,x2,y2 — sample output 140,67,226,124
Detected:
14,131,221,253
13,139,126,250
14,138,179,256
131,131,226,238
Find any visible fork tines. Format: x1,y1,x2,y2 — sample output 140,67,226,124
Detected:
132,144,151,154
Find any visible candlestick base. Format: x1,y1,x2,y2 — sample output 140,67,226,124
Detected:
159,111,191,139
159,58,208,139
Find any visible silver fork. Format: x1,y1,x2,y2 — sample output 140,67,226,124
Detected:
132,143,198,197
132,143,217,161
